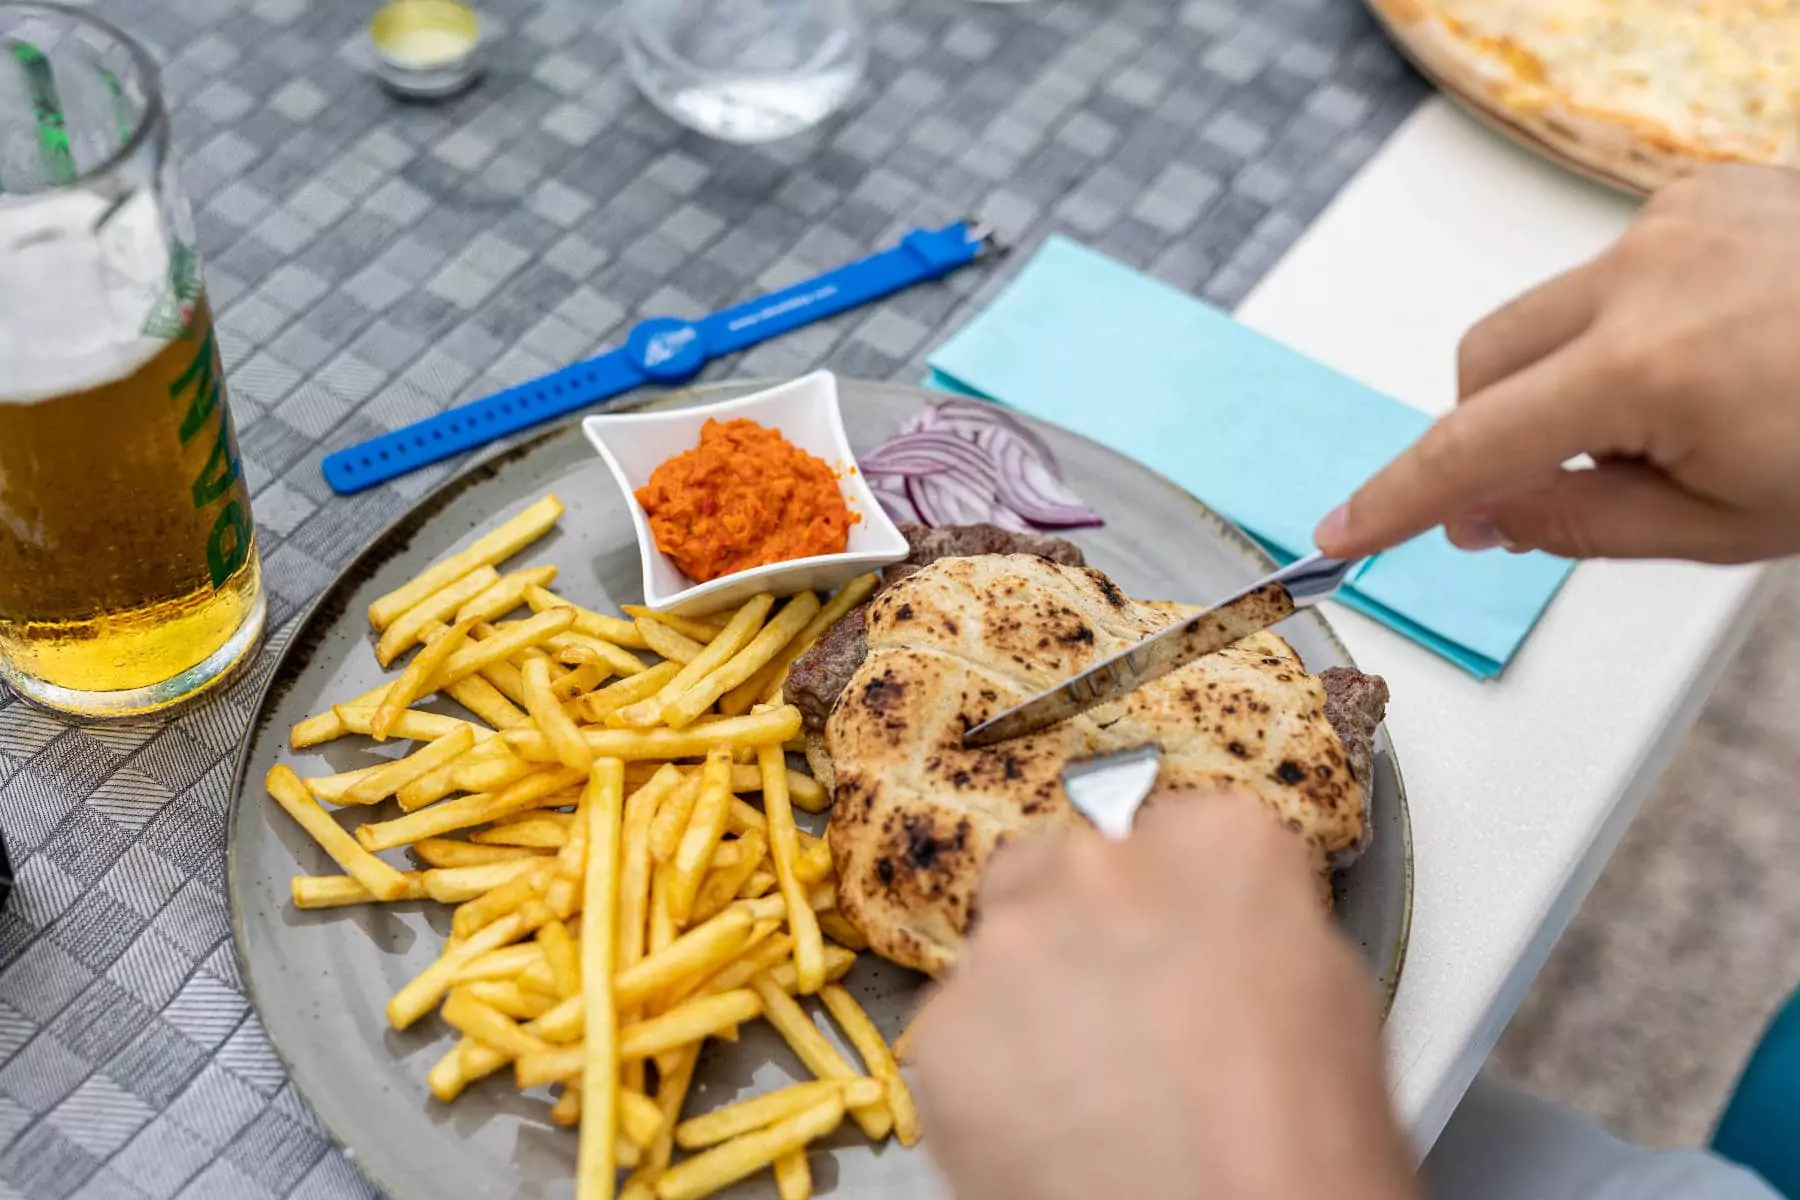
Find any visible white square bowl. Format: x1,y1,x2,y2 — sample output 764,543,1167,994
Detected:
583,371,911,616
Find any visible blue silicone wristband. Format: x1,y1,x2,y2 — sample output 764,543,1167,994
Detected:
321,220,994,495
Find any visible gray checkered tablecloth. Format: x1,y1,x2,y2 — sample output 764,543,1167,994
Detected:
0,0,1426,1195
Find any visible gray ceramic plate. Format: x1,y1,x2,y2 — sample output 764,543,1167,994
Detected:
228,379,1413,1200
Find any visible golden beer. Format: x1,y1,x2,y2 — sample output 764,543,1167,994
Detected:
0,7,264,715
0,301,261,703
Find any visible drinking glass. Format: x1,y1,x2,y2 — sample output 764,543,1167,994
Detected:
622,0,867,144
0,5,264,716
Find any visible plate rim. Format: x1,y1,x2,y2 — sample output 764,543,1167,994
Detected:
227,377,1414,1196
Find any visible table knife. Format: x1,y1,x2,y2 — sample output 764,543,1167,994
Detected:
963,553,1362,747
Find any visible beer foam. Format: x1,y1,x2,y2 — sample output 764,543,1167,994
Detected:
0,189,174,404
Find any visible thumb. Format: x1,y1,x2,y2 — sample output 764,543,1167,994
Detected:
1460,462,1757,562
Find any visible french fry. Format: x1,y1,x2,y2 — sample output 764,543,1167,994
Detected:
452,752,541,795
692,830,767,925
443,989,555,1060
669,749,734,923
446,674,530,730
750,974,891,1141
648,773,702,864
661,593,820,728
399,736,514,811
620,1044,699,1199
423,858,543,904
675,1079,882,1149
376,565,503,667
619,1087,665,1148
549,633,648,679
389,907,537,1030
758,743,824,994
787,775,830,815
303,762,388,806
578,758,624,1200
649,864,677,957
619,766,679,977
614,907,754,1009
290,872,427,908
475,655,530,707
266,766,413,902
725,797,825,863
525,583,649,649
616,595,774,728
429,1038,486,1102
519,989,765,1087
551,1086,582,1127
524,655,594,772
368,495,564,631
635,618,706,665
794,838,833,885
816,912,868,951
470,817,569,849
463,979,558,1021
622,606,722,643
291,682,387,748
551,660,608,703
449,943,548,986
456,565,560,625
453,861,553,938
343,726,477,806
577,661,683,725
539,918,582,999
507,707,803,765
774,1149,811,1200
411,838,550,869
738,870,778,899
624,762,820,810
655,1095,846,1200
357,767,585,851
372,619,476,741
436,608,575,691
705,943,856,1001
331,706,485,743
722,573,879,714
820,984,920,1146
492,808,578,829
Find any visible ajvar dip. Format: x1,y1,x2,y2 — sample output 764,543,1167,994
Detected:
636,418,858,582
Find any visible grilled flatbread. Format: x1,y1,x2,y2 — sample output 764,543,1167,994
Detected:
826,555,1379,978
1372,0,1800,192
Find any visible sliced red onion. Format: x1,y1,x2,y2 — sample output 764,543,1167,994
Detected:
986,503,1038,534
929,400,1062,479
908,470,995,527
990,435,1103,528
856,431,999,483
866,473,922,524
860,402,1102,532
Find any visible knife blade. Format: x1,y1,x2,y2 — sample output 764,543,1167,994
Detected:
963,553,1361,748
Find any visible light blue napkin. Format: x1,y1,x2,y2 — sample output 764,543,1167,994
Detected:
925,235,1573,678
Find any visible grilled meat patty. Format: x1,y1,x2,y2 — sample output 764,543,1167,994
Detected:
821,554,1387,978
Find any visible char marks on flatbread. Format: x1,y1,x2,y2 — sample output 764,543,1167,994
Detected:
826,555,1381,978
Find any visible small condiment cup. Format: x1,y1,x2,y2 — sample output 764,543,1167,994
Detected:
369,0,483,100
583,371,910,616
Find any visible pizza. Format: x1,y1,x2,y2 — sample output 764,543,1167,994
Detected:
1370,0,1800,192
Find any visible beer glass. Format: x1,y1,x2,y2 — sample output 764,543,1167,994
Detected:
0,5,263,717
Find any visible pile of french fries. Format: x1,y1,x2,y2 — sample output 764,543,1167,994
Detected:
264,493,915,1200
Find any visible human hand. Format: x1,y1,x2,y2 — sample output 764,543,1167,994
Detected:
910,791,1417,1200
1315,165,1800,564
